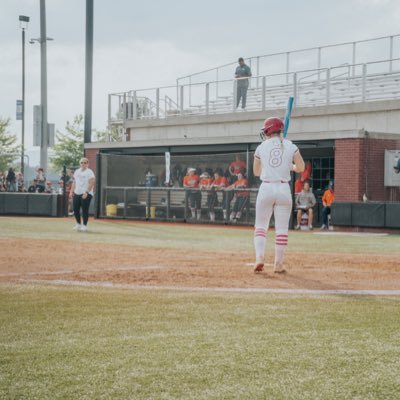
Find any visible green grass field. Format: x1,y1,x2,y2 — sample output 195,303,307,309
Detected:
1,217,400,399
1,216,399,254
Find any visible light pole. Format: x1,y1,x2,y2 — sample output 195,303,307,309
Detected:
19,15,29,177
29,1,53,172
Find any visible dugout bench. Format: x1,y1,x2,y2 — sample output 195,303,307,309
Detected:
102,186,258,224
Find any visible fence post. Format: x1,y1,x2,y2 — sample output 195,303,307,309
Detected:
156,88,160,119
248,58,252,89
326,68,331,105
180,85,184,115
362,64,367,101
352,42,356,77
317,47,322,81
293,72,297,106
166,189,171,219
205,83,209,115
286,52,290,84
123,188,127,218
132,90,137,120
389,35,394,72
261,76,266,111
233,79,237,111
216,68,219,98
189,76,192,107
176,79,179,108
122,92,127,124
184,190,188,221
107,94,111,130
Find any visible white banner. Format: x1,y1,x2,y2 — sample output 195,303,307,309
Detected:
165,152,171,184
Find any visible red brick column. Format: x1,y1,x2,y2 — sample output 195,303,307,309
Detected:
365,138,400,201
84,148,99,176
334,139,365,202
335,137,400,202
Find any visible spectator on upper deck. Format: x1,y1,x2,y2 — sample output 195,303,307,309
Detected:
235,57,252,110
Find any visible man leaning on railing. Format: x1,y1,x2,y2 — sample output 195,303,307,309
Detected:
235,57,252,110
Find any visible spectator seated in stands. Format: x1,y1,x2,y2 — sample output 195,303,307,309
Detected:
35,167,46,192
183,167,201,220
228,171,249,221
16,172,25,192
28,179,44,193
0,171,6,192
44,181,54,193
295,181,316,230
321,182,335,230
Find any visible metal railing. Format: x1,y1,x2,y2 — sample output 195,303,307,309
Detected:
177,34,400,87
108,58,400,128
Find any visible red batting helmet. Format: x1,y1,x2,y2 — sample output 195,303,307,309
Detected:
260,117,284,140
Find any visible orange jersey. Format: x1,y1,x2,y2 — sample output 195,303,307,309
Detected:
229,160,246,175
233,178,249,197
301,161,312,181
295,178,304,194
212,176,229,188
183,175,200,188
199,177,213,188
322,189,335,206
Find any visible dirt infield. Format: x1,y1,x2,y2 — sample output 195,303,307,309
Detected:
1,237,399,290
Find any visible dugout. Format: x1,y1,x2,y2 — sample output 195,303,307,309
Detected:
93,140,334,225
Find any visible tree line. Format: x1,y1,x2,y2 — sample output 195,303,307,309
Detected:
0,115,118,173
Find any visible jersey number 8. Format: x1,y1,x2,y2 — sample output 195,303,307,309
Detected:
269,148,283,167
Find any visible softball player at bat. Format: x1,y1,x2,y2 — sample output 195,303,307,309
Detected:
253,117,305,273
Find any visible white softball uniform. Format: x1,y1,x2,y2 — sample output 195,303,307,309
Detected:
73,168,95,195
253,137,299,266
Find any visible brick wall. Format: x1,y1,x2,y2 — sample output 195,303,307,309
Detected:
334,139,365,202
335,137,400,202
84,148,99,176
365,139,400,201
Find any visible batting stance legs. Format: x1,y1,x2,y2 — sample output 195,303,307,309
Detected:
73,194,92,227
254,182,292,272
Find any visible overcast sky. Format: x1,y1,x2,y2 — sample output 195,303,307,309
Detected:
1,0,400,164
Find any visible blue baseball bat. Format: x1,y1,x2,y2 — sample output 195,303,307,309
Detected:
283,96,294,138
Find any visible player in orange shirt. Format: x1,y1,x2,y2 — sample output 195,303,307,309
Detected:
228,171,249,221
294,160,312,195
321,182,335,229
229,155,247,181
209,170,229,221
199,171,214,221
183,168,201,219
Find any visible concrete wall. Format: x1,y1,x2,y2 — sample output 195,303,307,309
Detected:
123,100,400,145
